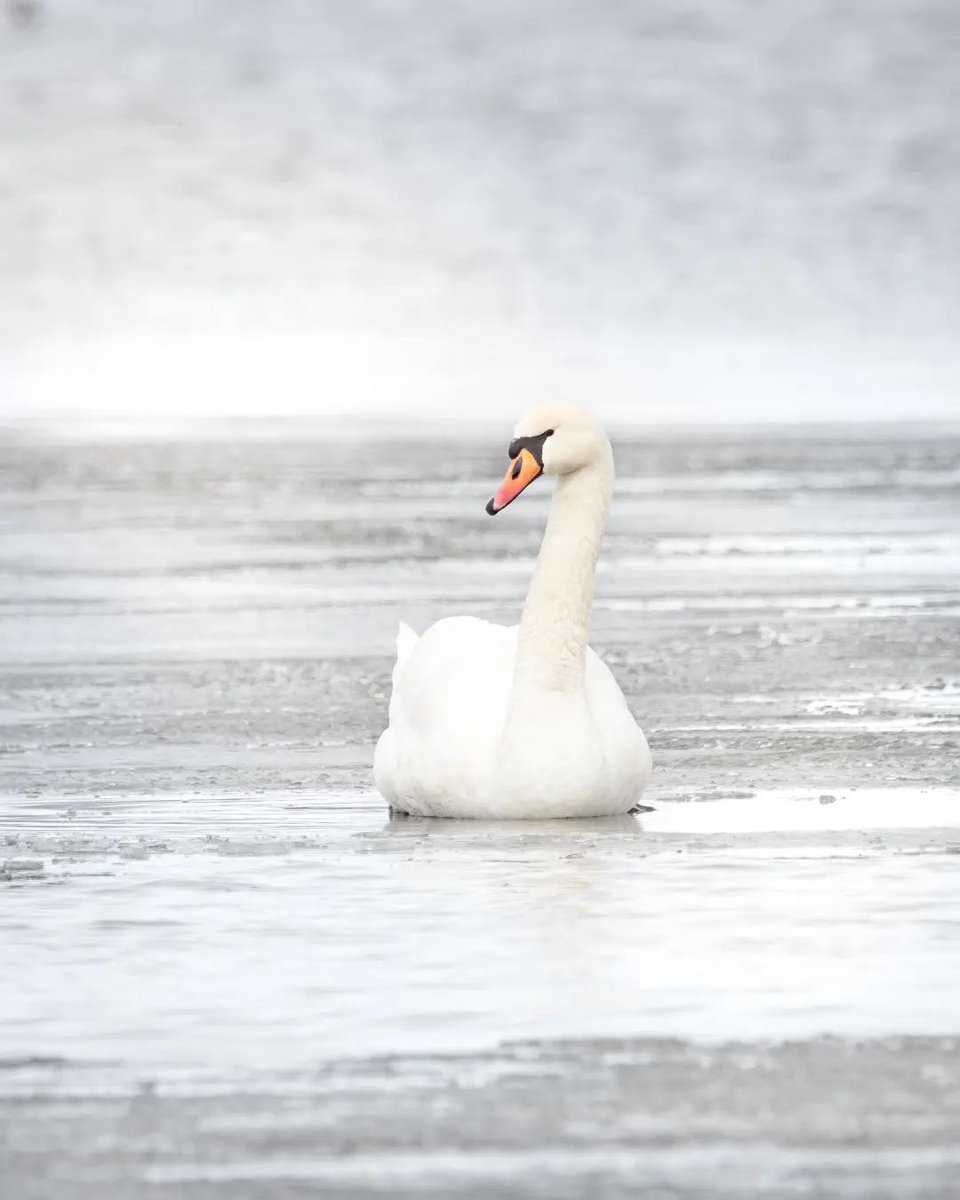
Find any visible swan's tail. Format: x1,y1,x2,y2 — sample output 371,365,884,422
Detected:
393,621,418,686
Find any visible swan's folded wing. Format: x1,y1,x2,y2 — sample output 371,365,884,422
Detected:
387,616,516,736
376,617,516,810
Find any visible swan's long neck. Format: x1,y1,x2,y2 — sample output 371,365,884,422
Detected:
513,444,614,695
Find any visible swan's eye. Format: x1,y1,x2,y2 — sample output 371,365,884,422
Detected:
507,429,554,461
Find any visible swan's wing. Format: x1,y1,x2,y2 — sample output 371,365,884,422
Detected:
376,617,516,809
390,616,515,733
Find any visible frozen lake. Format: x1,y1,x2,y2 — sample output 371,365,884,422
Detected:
2,422,959,1197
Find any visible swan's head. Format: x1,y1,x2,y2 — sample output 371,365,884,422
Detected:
486,401,607,515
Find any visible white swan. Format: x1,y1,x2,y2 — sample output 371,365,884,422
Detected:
374,402,652,818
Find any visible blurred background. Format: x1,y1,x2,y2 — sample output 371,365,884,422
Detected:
4,7,960,1193
2,0,958,426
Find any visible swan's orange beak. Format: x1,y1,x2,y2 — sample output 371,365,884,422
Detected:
486,447,543,515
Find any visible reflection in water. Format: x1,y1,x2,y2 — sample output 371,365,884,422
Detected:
384,811,645,837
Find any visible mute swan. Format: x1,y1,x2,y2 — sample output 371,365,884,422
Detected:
374,402,652,818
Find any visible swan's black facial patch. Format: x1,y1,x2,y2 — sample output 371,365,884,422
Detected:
507,429,554,467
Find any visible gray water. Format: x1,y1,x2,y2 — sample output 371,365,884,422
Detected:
2,0,959,420
2,423,959,1197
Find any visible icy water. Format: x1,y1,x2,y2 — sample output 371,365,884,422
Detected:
2,423,959,1197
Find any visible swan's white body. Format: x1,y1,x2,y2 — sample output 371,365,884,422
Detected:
374,403,652,818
